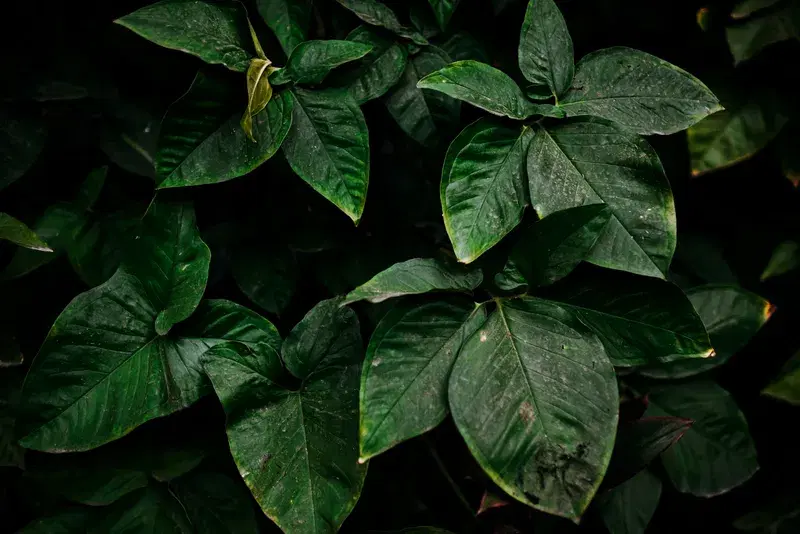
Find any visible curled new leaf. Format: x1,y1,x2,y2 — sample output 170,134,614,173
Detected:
241,58,275,142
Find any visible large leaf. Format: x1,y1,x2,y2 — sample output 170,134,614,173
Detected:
343,26,408,104
115,0,253,72
203,298,367,534
272,40,373,85
359,299,486,460
558,48,722,135
727,2,800,64
442,121,533,263
171,470,260,533
341,258,482,305
232,244,297,316
0,213,51,251
282,88,370,224
428,0,461,30
156,72,293,189
449,297,618,521
509,204,612,287
599,470,662,534
257,0,312,56
645,381,759,496
336,0,427,45
518,0,574,98
418,60,540,120
0,108,46,191
762,350,800,405
641,284,771,378
527,120,676,278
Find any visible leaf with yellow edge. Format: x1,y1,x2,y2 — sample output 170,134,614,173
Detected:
241,59,275,142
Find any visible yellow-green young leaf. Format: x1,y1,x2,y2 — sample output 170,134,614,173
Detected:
343,26,408,104
518,0,574,98
645,382,758,497
0,213,51,252
156,72,293,189
599,470,662,534
336,0,428,45
202,299,366,534
257,0,312,56
341,258,482,305
241,59,274,143
558,47,722,135
762,351,800,405
282,88,370,224
0,108,47,191
688,97,788,176
359,299,487,460
271,40,373,85
528,120,676,279
428,0,461,30
442,122,533,263
449,297,618,522
115,0,254,72
726,2,800,63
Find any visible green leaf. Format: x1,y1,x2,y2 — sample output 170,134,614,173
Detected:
242,58,275,143
385,47,459,145
641,284,771,378
257,0,312,56
442,121,533,263
510,204,613,287
341,258,482,305
762,350,800,405
115,0,253,72
493,259,529,293
543,270,712,367
19,508,94,534
343,26,408,104
558,47,722,135
527,120,676,278
282,88,370,223
156,72,293,189
518,0,574,98
418,60,538,120
0,108,46,191
67,210,139,288
441,32,490,63
731,0,783,19
727,2,800,63
273,40,373,85
171,470,259,533
762,241,800,280
359,299,487,460
203,298,367,534
645,381,758,496
95,486,193,533
428,0,461,30
336,0,428,45
599,470,662,534
449,297,618,521
688,97,788,176
232,245,297,316
0,213,52,251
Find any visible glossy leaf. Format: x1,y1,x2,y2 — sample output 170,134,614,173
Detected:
600,470,662,534
449,297,618,521
0,108,46,191
727,3,800,64
115,0,253,72
241,58,275,142
645,381,758,496
203,299,366,534
282,88,369,223
232,245,297,316
442,122,533,263
344,26,408,104
171,471,259,533
359,299,487,460
428,0,461,30
418,60,538,120
274,40,373,85
527,120,676,278
0,213,51,251
544,270,712,367
510,204,612,287
762,350,800,405
341,258,482,305
336,0,428,45
558,47,722,135
257,0,312,55
156,72,293,189
518,0,574,98
641,284,771,378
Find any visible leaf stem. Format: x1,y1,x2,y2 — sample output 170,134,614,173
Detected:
424,435,475,518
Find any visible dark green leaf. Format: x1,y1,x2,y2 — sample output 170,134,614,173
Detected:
282,88,370,223
428,0,461,30
442,121,533,263
599,470,662,534
0,108,46,191
418,60,538,119
510,204,613,287
341,258,482,305
257,0,312,56
494,259,529,293
727,2,800,63
518,0,574,98
98,100,159,180
734,490,800,532
528,120,676,278
19,508,94,534
344,26,408,104
336,0,428,45
95,486,193,533
449,297,618,521
645,381,758,496
27,462,149,506
441,32,490,63
762,350,800,405
115,0,253,72
731,0,783,19
232,245,297,316
762,241,800,280
275,40,373,85
203,299,366,534
359,299,487,460
67,210,139,288
156,72,293,189
0,213,52,251
558,47,722,135
171,470,259,533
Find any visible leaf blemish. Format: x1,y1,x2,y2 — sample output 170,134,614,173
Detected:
479,331,488,342
519,401,536,423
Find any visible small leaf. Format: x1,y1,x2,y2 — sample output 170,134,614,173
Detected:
342,258,482,305
493,259,529,293
558,47,722,135
232,245,297,316
0,108,47,191
241,58,275,142
359,299,487,460
442,121,533,263
726,2,800,63
762,350,800,405
449,297,618,521
428,0,462,30
645,381,759,496
518,0,574,98
274,40,373,85
418,60,538,119
336,0,428,45
731,0,783,19
343,26,408,104
282,88,370,223
762,241,800,280
0,213,52,251
115,0,253,72
257,0,312,56
599,470,662,534
441,32,490,63
95,486,193,533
